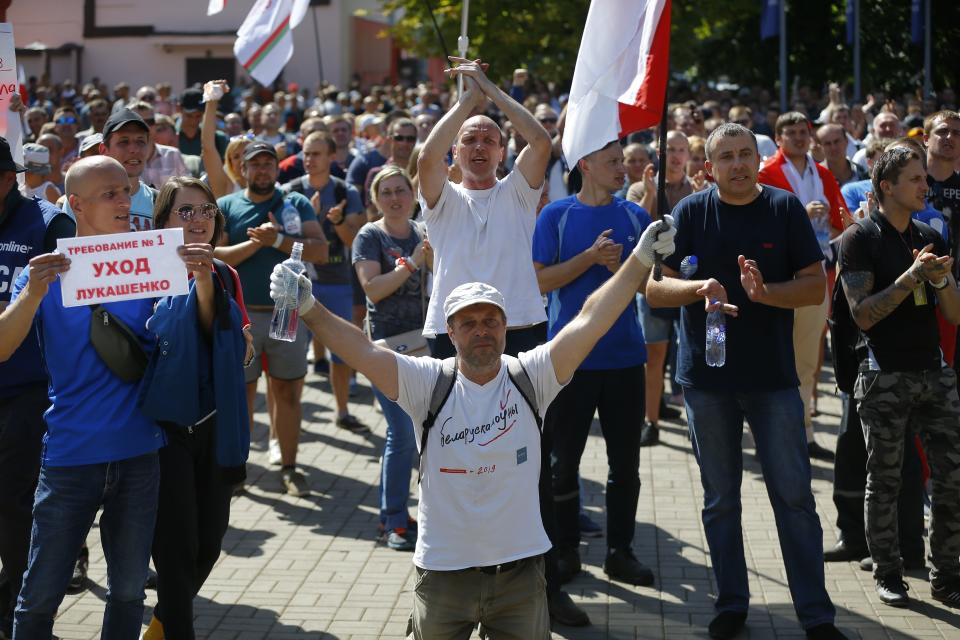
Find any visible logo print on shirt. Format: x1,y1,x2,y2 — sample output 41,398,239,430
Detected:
516,447,527,465
438,389,519,448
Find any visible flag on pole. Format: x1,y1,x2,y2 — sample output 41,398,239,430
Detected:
208,0,227,15
561,0,671,170
910,0,923,45
760,0,780,40
845,0,854,45
234,0,310,87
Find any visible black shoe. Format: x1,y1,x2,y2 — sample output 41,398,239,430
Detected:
66,546,89,594
931,580,960,608
708,611,747,639
547,590,590,627
556,547,581,585
807,442,835,461
603,548,654,586
144,568,158,590
659,398,682,420
823,539,868,562
860,556,925,572
806,622,848,639
875,572,910,607
639,421,660,447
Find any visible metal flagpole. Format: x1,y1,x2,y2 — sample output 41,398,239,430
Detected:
779,0,787,110
923,0,931,97
311,6,324,84
853,0,861,102
457,0,470,98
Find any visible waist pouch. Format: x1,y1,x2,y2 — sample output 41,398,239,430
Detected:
89,305,149,383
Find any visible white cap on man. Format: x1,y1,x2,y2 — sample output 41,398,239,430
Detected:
443,282,506,321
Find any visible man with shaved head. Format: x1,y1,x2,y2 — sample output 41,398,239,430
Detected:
0,156,213,638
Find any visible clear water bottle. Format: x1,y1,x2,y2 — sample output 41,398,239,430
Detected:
706,307,726,367
680,255,698,280
279,199,302,236
812,211,832,260
269,242,305,342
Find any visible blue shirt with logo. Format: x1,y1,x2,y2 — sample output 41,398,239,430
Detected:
532,195,650,370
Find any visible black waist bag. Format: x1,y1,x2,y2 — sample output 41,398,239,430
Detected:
89,305,149,383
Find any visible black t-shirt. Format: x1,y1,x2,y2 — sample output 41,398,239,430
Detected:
838,212,947,372
927,171,960,261
663,185,823,392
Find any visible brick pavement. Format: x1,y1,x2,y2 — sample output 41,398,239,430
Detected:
47,369,960,639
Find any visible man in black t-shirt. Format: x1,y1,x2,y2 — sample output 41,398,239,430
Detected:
646,123,843,640
839,146,960,609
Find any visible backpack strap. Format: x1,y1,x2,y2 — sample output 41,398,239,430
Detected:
331,175,349,204
419,357,457,483
505,357,542,432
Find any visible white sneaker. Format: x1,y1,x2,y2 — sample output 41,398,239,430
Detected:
268,438,282,466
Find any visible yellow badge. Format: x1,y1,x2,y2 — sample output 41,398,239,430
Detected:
913,285,928,306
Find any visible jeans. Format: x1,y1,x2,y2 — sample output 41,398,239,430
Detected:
374,387,417,531
13,452,160,640
684,387,835,630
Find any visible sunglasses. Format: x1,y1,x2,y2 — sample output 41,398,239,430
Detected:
175,203,219,221
56,116,78,125
392,134,417,143
538,117,558,124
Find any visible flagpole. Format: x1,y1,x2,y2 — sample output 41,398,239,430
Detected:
652,8,672,283
457,0,470,98
852,0,860,102
923,0,931,97
779,0,787,110
311,6,324,84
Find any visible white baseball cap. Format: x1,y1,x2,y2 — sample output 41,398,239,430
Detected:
443,282,506,321
23,143,51,175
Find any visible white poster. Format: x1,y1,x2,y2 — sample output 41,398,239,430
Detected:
57,228,189,307
0,24,22,167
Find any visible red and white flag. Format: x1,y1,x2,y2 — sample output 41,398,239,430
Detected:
207,0,226,15
561,0,671,169
234,0,310,86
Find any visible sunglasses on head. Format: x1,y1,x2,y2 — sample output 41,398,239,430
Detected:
175,203,219,221
392,134,417,143
56,116,78,125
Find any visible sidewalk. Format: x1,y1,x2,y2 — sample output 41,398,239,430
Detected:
50,369,960,639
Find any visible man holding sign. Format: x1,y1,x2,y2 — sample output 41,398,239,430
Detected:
0,156,213,639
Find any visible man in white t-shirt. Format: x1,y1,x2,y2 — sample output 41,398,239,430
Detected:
267,216,676,640
417,56,553,359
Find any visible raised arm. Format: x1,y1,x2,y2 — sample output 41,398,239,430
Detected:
0,254,69,362
548,218,676,383
201,81,233,199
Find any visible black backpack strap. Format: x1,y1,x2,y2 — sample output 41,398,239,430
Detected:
506,357,542,433
331,175,348,204
211,258,238,329
419,357,457,483
212,258,237,300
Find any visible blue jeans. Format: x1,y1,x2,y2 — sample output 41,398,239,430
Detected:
684,387,834,630
14,452,160,640
374,387,416,531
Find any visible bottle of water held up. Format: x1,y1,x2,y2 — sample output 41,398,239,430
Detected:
680,255,698,280
706,306,726,367
269,242,305,342
279,199,302,236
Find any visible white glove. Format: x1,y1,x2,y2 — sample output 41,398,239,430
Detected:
269,263,315,316
633,214,677,268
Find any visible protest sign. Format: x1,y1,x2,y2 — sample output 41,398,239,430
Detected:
57,228,189,307
0,24,23,175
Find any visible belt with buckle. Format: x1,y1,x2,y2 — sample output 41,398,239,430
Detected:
472,558,525,575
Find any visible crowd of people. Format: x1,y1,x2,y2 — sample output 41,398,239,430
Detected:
0,58,959,640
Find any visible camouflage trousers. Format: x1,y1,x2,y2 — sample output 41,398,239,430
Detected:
855,367,960,582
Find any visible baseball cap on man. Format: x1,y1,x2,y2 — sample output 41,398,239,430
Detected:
242,141,278,162
79,133,104,156
102,109,149,141
0,137,26,173
181,88,204,113
444,282,506,321
23,143,51,175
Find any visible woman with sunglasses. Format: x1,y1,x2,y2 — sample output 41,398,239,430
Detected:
352,166,430,551
142,177,252,640
202,80,252,198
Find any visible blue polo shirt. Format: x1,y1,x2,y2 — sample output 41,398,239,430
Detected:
663,186,824,392
532,195,650,370
11,273,165,466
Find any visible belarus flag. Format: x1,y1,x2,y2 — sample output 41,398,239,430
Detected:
234,0,310,87
561,0,671,169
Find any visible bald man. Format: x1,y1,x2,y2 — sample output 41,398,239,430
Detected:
0,156,212,639
416,56,589,626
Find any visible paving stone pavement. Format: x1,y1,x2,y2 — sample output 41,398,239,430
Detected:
48,368,960,639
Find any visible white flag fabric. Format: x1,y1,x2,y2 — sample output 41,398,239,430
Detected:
561,0,671,169
234,0,310,86
208,0,226,15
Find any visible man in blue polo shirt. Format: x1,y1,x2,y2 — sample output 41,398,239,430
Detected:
0,137,75,638
533,139,655,587
646,123,844,640
0,156,207,639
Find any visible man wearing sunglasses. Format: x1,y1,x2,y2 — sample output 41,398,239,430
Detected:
347,118,415,209
361,119,418,214
53,107,82,173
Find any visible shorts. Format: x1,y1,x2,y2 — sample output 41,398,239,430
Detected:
244,310,310,383
637,294,671,344
312,282,353,364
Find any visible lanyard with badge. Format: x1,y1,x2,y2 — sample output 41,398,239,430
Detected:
898,223,928,306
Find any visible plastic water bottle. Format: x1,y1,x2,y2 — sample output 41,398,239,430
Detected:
279,199,302,236
706,308,726,367
269,242,305,342
812,211,832,260
680,255,698,280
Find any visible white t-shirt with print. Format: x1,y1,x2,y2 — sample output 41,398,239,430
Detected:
394,344,565,570
419,170,547,337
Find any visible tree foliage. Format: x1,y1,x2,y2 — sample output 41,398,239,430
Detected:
381,0,959,99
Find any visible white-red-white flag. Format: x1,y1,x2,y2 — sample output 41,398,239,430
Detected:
561,0,671,169
207,0,226,15
234,0,310,86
